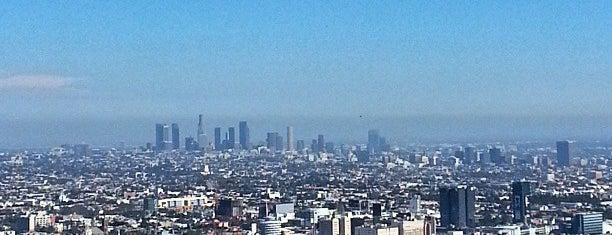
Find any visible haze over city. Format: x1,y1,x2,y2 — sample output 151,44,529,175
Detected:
1,1,610,147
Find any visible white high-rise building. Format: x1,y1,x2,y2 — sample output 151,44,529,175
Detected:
287,125,294,152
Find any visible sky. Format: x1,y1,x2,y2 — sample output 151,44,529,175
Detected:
0,1,610,148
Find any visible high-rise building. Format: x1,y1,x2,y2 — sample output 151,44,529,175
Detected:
155,123,165,151
197,114,207,149
556,140,571,167
171,123,180,150
571,213,602,235
214,127,222,150
287,125,294,152
239,121,250,150
276,135,283,152
267,132,278,153
318,134,325,153
464,146,476,164
228,127,236,149
489,147,503,164
311,139,318,153
296,140,305,153
368,129,380,154
512,181,531,224
155,123,171,151
439,185,476,229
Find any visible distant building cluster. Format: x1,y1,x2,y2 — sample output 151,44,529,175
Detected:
0,114,610,235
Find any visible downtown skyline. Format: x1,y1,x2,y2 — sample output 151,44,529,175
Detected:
0,1,610,148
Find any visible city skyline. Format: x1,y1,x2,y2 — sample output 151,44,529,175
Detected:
1,1,611,234
1,1,610,148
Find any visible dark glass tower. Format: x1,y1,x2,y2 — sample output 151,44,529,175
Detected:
239,121,250,150
489,147,503,164
368,129,380,154
266,132,278,153
317,134,325,153
155,123,165,151
228,127,236,149
214,127,222,150
556,140,571,167
439,185,476,229
171,123,180,150
512,181,530,224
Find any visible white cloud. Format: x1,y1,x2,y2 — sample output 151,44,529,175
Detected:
0,75,71,91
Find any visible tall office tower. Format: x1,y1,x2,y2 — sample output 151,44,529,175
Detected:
162,124,171,150
171,123,180,150
571,213,603,235
311,139,318,153
439,185,476,229
214,127,222,150
512,181,531,224
239,121,250,150
286,126,294,152
296,140,305,153
317,134,325,153
228,127,236,149
367,129,380,154
155,123,165,151
556,140,571,167
197,114,207,148
464,146,476,164
276,136,284,151
267,132,278,152
489,147,503,164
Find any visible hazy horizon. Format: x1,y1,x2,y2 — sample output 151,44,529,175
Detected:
1,1,610,148
0,114,609,149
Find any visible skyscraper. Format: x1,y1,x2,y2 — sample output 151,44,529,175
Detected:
276,135,283,152
197,114,207,149
439,185,476,229
155,123,165,151
317,134,325,153
267,132,278,153
239,121,250,150
214,127,222,150
155,123,171,151
367,129,380,154
286,125,294,152
489,147,503,164
556,140,571,167
171,123,180,150
296,140,305,153
228,127,236,149
512,181,530,224
464,146,476,164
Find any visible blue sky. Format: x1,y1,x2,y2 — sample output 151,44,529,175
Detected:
1,1,610,119
0,1,610,147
